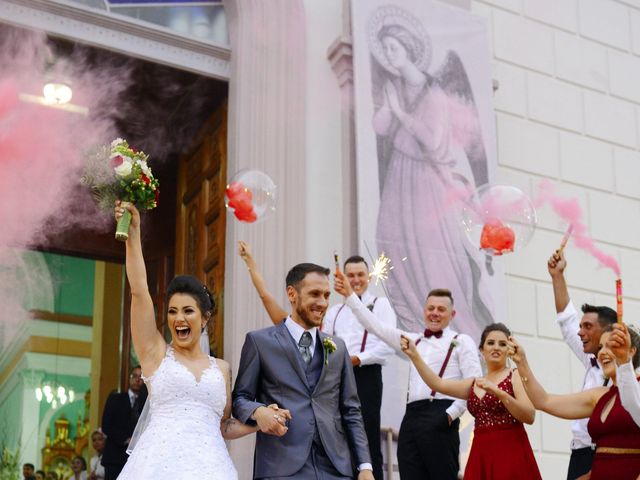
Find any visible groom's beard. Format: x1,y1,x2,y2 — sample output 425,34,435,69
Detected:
295,303,323,329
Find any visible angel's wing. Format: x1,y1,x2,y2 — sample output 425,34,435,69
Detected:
434,51,489,188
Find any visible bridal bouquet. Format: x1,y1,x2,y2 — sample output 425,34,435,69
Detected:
81,138,159,241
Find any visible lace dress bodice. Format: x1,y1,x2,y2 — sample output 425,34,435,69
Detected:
117,346,237,479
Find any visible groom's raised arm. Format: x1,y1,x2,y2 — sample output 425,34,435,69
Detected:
232,332,264,424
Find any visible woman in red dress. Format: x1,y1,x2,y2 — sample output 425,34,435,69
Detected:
511,323,640,480
401,323,541,479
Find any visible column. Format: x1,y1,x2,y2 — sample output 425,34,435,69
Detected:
221,1,307,477
19,369,45,467
89,261,124,433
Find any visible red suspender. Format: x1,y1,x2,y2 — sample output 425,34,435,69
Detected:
332,304,347,336
359,297,377,352
430,334,459,398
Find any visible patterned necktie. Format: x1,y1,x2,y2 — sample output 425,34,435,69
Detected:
299,331,312,364
424,328,443,339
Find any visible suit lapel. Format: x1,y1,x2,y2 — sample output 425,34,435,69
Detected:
274,322,311,390
313,331,330,394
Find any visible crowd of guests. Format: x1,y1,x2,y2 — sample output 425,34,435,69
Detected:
240,242,640,479
22,239,640,480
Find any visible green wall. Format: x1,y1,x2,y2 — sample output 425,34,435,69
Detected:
0,382,23,450
43,253,95,317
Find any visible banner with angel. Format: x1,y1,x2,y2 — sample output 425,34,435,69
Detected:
351,0,504,340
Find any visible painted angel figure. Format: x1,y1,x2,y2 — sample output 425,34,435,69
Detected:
369,6,495,338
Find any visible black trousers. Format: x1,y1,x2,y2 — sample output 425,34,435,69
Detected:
567,447,595,480
353,364,383,480
104,463,125,480
397,399,459,480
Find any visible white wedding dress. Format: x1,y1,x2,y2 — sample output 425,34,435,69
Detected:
118,346,238,479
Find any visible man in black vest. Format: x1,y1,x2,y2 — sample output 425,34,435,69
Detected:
101,365,147,480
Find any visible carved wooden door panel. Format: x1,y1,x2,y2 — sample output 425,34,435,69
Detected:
175,103,228,357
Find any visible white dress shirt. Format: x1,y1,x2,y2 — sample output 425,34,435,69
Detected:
90,453,105,479
128,389,138,408
616,360,640,428
322,290,395,366
344,293,481,420
285,316,318,352
284,317,372,473
557,301,606,449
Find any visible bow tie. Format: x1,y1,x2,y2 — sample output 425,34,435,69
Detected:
424,329,443,339
590,357,599,369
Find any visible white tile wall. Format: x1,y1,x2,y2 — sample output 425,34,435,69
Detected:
493,61,528,115
584,90,637,147
609,49,640,103
527,72,584,131
559,132,614,190
523,0,578,32
630,7,640,54
493,9,555,73
554,31,609,91
578,0,631,50
613,147,640,199
497,113,560,176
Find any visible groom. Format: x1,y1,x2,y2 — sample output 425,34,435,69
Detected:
233,263,374,479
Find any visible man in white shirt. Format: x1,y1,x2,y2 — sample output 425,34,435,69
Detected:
323,255,396,480
548,249,617,480
334,271,481,480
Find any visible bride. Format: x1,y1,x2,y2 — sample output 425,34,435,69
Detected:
114,201,290,479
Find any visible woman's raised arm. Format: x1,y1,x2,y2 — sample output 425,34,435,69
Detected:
116,201,165,372
239,241,288,325
509,337,604,420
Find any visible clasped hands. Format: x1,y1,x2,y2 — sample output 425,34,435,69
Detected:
252,404,292,437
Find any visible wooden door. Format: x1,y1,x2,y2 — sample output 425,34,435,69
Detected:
175,102,228,357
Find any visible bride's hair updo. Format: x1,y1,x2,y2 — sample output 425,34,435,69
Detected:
166,275,215,315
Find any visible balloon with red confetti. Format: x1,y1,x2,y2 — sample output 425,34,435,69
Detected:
225,170,276,223
461,185,537,256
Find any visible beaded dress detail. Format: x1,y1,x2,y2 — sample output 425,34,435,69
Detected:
467,370,519,429
463,370,541,480
118,346,238,479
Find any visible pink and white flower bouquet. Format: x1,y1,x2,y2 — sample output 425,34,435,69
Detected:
82,138,159,241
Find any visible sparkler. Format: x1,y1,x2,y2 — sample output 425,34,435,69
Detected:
369,252,393,286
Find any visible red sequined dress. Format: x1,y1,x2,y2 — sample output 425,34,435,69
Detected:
464,370,541,480
587,384,640,479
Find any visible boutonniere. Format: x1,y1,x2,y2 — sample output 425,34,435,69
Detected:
366,303,375,312
323,337,337,365
451,339,459,348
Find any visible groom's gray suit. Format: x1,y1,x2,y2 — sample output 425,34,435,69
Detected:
233,319,371,479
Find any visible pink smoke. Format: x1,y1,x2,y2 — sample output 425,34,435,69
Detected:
0,30,130,249
535,180,621,277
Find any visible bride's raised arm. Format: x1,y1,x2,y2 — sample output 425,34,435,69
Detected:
116,201,165,374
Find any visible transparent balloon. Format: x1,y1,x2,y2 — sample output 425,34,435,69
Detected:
461,185,537,256
225,169,277,223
